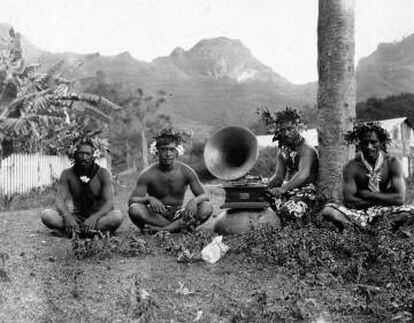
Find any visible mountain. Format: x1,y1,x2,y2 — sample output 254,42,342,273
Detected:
356,34,414,101
3,22,414,132
0,24,316,131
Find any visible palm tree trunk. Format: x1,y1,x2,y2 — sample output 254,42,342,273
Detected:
140,129,148,168
126,139,131,170
317,0,356,202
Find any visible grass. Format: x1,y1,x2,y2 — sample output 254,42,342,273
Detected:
0,175,413,322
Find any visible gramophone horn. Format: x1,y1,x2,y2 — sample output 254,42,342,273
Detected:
204,125,259,181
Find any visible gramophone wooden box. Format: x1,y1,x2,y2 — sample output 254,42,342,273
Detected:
221,182,269,209
204,125,270,210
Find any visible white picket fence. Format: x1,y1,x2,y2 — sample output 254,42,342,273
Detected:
0,154,108,196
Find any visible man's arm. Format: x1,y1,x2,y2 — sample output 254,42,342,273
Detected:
358,159,405,206
128,172,150,206
55,170,78,235
343,163,373,209
55,170,73,219
268,150,285,188
278,144,316,193
186,166,209,204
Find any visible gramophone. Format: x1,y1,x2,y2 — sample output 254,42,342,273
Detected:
204,126,269,209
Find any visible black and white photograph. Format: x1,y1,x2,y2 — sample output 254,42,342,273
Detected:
1,0,414,321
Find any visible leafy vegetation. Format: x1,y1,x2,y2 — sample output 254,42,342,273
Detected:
357,93,414,125
80,71,173,171
232,219,414,321
0,28,120,157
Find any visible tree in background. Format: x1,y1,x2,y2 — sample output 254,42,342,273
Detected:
317,0,356,202
0,28,120,157
80,72,172,171
356,93,414,124
115,88,171,170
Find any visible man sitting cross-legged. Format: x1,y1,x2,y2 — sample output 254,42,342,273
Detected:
41,137,123,237
321,122,414,230
128,129,213,233
213,107,318,234
265,107,319,220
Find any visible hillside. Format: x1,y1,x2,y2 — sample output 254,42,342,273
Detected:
356,34,414,101
2,23,414,131
0,24,316,131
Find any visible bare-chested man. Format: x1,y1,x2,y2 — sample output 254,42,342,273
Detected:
266,107,319,219
128,129,213,233
41,137,123,237
321,122,414,229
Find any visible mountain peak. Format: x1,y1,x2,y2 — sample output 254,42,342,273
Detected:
157,36,280,83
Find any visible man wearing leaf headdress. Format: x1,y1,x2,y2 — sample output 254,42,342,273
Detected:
321,122,414,229
128,128,213,233
40,137,123,237
259,107,319,221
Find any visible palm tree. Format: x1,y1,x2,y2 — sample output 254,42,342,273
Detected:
317,0,356,202
0,27,121,156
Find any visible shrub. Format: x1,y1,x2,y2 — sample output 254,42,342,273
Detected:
231,218,414,320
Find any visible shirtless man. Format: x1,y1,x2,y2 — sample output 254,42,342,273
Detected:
266,107,319,219
321,122,414,229
40,137,123,237
128,129,213,233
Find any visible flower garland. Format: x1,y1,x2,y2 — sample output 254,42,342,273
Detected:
149,128,187,156
149,141,185,156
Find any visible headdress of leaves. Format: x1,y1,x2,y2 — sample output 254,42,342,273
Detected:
153,128,187,146
256,106,305,141
344,121,391,151
65,131,109,159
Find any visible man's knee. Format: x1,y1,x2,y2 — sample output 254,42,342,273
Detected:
321,205,351,228
128,203,148,219
128,203,151,228
109,209,123,227
197,201,213,220
40,209,63,229
98,209,123,231
321,206,338,221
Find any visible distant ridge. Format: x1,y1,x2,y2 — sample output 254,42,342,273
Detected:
2,23,414,131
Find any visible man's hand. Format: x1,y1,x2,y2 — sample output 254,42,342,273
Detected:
148,196,167,214
269,187,286,198
184,198,198,218
83,214,100,232
63,214,79,236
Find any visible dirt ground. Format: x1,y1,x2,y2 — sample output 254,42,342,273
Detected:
0,177,413,322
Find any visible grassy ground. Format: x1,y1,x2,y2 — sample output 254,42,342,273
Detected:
0,176,413,322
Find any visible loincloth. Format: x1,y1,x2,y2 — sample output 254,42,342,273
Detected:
162,205,204,231
325,203,414,227
271,183,317,218
163,205,185,222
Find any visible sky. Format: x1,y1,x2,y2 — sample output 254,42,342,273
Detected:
0,0,413,84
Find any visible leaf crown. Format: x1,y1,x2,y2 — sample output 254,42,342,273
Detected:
257,106,305,141
344,121,391,145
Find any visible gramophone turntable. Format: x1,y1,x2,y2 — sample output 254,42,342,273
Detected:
204,126,269,210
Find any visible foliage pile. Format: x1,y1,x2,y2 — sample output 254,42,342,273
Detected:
153,230,217,263
71,231,152,260
232,219,414,320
